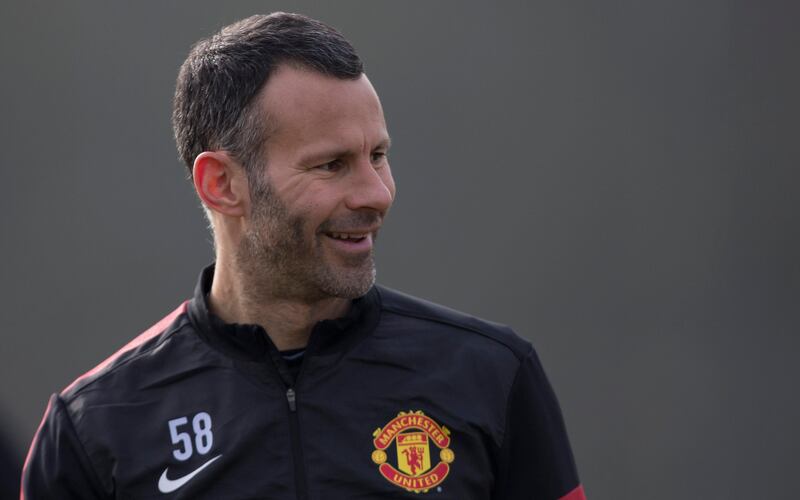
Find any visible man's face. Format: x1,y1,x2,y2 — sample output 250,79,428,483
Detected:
236,65,395,301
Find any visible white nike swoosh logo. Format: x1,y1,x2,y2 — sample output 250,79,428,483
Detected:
158,454,222,494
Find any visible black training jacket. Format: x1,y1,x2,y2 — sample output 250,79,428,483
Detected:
22,265,585,499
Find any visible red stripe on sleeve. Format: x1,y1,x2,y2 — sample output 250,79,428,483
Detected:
559,484,587,500
62,301,188,394
21,302,188,498
20,397,54,500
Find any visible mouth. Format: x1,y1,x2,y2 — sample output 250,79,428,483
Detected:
327,231,369,242
323,230,376,253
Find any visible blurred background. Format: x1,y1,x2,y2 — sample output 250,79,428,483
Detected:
1,1,798,498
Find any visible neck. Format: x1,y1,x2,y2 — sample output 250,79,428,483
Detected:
208,257,350,351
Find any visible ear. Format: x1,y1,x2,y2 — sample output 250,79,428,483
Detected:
192,151,249,218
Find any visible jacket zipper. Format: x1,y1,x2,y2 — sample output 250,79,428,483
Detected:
286,387,308,500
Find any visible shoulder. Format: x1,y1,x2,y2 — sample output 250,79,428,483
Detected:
60,302,193,402
375,285,533,361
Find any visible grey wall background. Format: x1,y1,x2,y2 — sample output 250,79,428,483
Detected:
1,1,798,498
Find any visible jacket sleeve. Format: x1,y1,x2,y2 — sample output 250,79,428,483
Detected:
492,347,586,500
21,394,109,500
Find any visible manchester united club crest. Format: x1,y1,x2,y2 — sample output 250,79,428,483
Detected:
371,410,455,493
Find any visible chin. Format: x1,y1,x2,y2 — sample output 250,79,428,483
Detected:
318,264,376,299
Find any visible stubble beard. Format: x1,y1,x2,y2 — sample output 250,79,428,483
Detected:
236,175,378,303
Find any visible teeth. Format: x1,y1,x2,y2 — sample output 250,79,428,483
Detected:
330,233,367,240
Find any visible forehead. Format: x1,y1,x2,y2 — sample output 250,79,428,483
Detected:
258,65,388,159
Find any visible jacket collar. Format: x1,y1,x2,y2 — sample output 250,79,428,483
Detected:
187,264,381,365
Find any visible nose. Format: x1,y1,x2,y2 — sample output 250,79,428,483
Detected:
344,157,395,214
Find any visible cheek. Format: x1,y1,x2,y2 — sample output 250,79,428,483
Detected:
293,198,333,231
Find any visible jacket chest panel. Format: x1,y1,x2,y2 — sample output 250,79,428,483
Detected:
85,371,296,499
292,369,498,498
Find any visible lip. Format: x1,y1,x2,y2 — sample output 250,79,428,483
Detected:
323,225,381,236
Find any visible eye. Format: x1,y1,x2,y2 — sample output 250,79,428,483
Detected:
317,159,343,172
371,151,388,165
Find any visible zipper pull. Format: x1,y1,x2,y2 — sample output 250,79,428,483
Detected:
286,387,297,412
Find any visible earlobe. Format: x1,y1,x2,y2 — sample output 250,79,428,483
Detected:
192,152,248,218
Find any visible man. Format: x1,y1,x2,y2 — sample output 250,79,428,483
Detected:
22,12,585,499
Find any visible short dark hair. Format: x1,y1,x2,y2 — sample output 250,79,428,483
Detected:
172,12,364,179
